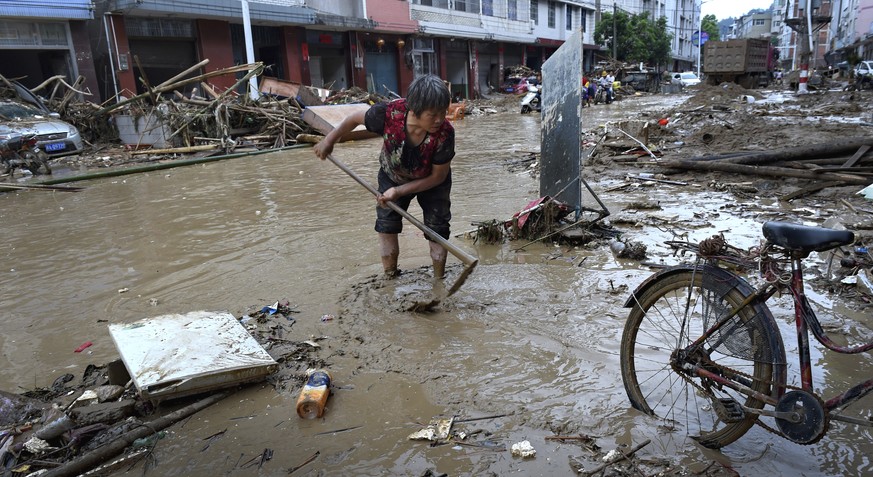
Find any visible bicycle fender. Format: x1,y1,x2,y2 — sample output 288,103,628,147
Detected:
624,264,750,308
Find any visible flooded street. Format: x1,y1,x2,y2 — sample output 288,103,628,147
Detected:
3,94,873,476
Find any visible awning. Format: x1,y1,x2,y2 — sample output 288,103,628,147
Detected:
1,0,93,20
109,0,316,26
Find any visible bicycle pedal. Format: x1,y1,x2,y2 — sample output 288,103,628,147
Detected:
715,398,746,423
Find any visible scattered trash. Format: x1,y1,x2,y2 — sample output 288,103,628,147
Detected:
23,436,52,455
132,431,167,449
408,417,454,441
117,288,129,294
856,269,873,296
510,440,536,458
261,301,280,315
296,369,331,419
74,341,93,353
602,448,622,462
320,314,335,322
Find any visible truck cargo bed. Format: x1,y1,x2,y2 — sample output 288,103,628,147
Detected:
703,39,770,74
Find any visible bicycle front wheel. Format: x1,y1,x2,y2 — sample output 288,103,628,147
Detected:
620,265,786,449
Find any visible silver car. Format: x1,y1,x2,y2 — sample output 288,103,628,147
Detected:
0,99,83,158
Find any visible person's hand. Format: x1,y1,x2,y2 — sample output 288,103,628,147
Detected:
313,140,333,160
377,187,400,207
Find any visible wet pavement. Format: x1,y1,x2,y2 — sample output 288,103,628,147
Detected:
2,93,873,476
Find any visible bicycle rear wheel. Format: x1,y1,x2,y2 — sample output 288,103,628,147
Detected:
620,265,786,448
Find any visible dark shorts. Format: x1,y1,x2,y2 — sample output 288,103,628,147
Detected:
376,169,452,240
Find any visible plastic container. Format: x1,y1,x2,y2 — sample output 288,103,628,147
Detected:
296,370,331,419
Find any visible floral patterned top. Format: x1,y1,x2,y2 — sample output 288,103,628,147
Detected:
364,99,455,184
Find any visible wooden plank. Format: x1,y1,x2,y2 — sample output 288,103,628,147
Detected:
301,104,377,142
841,144,871,168
259,76,323,106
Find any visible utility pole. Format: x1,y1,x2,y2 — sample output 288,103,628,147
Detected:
785,0,830,94
241,0,259,100
612,3,617,59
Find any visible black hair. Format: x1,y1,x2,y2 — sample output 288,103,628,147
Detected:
406,74,450,115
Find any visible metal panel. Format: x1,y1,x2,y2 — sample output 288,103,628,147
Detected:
540,29,583,211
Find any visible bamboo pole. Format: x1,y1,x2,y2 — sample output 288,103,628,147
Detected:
41,391,232,477
656,158,872,185
36,144,308,186
715,138,873,165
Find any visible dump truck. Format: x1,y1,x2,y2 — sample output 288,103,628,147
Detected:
702,38,773,89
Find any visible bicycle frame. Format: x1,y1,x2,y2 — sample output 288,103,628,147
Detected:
685,246,873,427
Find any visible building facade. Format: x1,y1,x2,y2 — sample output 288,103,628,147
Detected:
0,1,98,98
827,0,873,64
0,0,698,104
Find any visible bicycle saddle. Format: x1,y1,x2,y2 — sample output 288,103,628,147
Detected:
762,221,855,255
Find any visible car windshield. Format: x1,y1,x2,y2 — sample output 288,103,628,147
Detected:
681,73,698,80
0,101,44,120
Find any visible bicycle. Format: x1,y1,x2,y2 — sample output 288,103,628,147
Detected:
619,221,868,449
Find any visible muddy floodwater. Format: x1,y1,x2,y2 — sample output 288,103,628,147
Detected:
3,94,873,476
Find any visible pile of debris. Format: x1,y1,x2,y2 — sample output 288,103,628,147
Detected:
0,306,320,476
2,62,396,168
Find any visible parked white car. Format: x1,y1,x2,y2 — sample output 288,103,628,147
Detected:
671,72,701,87
856,60,873,79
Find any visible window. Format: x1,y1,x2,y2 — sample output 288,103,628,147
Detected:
454,0,480,13
580,9,586,32
566,5,572,30
754,19,766,26
416,0,449,7
483,0,493,15
531,0,538,24
508,0,517,20
548,1,556,28
412,38,437,76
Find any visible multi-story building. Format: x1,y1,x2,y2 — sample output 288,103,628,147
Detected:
827,0,873,64
0,0,697,104
0,1,98,97
773,0,833,70
734,12,773,39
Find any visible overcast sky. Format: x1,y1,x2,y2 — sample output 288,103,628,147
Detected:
701,0,773,21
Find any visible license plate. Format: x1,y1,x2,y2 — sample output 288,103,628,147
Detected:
45,142,65,152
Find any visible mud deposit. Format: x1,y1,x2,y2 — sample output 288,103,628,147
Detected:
2,88,873,476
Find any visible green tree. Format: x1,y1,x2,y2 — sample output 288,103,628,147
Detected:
594,11,673,67
701,14,720,42
698,14,720,66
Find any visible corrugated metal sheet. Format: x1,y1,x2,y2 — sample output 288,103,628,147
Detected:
0,0,94,20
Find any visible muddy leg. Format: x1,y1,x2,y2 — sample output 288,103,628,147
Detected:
430,241,447,279
379,233,400,278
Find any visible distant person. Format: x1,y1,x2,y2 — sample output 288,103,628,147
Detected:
601,71,615,103
587,75,596,106
313,74,456,280
582,75,590,107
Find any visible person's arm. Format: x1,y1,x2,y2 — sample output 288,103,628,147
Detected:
313,109,367,159
378,163,450,205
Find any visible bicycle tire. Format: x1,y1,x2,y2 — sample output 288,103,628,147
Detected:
620,265,786,448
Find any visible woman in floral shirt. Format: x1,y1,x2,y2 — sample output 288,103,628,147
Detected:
314,74,455,279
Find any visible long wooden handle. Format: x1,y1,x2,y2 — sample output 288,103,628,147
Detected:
326,154,478,266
